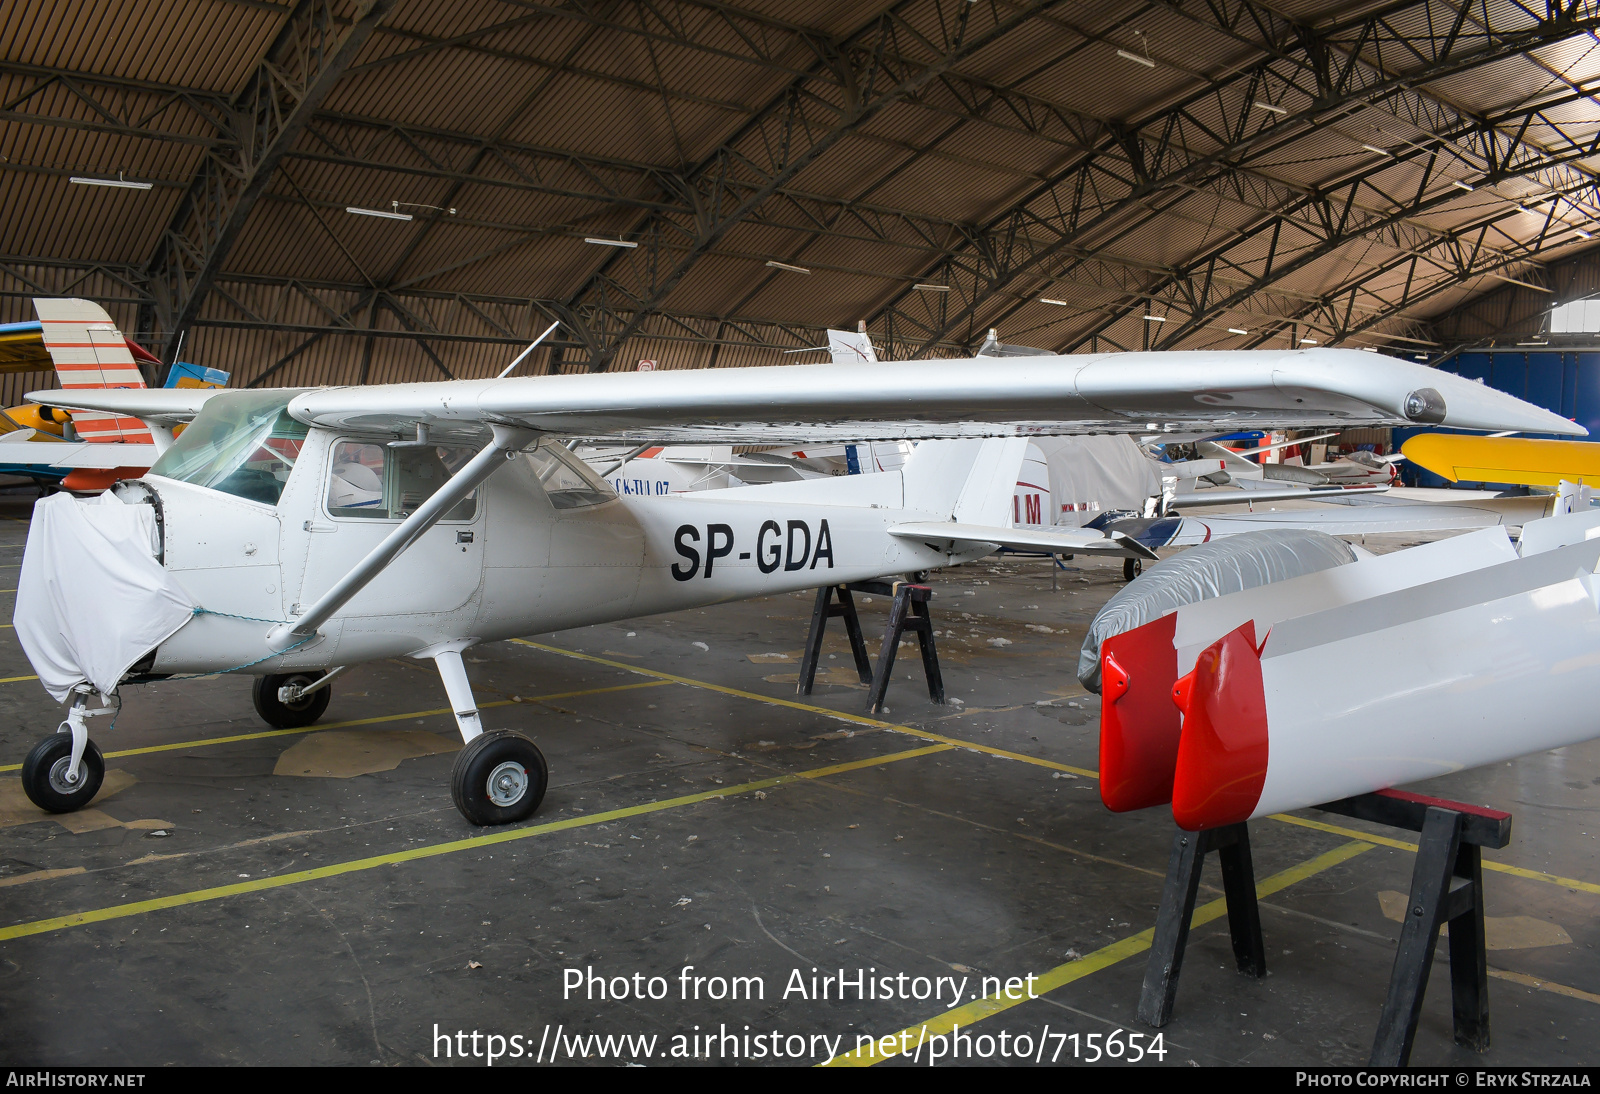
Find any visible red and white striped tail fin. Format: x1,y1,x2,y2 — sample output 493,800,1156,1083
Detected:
32,298,154,443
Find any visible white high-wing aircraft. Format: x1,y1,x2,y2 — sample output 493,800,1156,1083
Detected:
11,302,1578,827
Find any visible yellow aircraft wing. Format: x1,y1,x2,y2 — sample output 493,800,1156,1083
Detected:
1401,433,1600,488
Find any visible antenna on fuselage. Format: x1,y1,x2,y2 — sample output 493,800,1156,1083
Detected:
496,320,562,379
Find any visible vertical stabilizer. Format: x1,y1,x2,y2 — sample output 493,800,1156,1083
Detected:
827,329,878,364
32,298,153,443
901,438,1029,524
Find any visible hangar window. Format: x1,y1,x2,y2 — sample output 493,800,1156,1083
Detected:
1549,297,1600,333
147,390,307,507
327,441,478,521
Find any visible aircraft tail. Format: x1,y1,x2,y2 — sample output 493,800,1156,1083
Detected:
32,298,153,443
827,328,877,364
901,438,1029,524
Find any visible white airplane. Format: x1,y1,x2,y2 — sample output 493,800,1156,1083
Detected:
10,298,1576,828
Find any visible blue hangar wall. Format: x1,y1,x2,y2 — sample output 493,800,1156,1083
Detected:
1395,348,1600,487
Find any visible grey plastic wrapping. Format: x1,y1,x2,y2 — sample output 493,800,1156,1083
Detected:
1076,529,1358,692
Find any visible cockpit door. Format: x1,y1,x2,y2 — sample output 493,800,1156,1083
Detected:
292,437,486,618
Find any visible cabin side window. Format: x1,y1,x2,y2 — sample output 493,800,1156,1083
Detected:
326,441,478,521
522,439,615,509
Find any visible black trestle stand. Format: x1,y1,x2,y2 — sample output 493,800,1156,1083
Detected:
797,580,944,714
1135,787,1511,1067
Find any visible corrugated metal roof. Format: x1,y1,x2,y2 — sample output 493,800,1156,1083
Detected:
0,0,1595,383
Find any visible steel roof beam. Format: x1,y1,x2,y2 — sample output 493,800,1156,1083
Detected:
1061,97,1600,352
870,0,1600,354
139,0,398,365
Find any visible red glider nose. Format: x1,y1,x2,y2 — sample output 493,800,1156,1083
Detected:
1169,621,1270,831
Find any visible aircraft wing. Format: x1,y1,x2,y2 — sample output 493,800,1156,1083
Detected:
1109,502,1535,549
888,521,1158,560
24,386,232,424
29,348,1577,443
1172,484,1387,507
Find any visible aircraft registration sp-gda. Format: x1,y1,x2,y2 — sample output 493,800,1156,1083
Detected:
10,299,1580,826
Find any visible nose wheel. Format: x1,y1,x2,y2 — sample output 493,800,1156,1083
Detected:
450,731,548,826
21,733,104,813
1123,557,1144,582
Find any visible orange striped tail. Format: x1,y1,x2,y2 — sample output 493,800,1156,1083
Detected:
32,298,154,444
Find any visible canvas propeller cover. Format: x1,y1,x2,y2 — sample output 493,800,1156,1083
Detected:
14,491,195,701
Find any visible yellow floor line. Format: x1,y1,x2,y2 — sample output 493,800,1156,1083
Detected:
824,840,1375,1066
520,643,1600,901
0,674,36,684
513,640,1098,777
0,681,671,774
0,743,950,943
1490,968,1600,1006
1273,814,1600,896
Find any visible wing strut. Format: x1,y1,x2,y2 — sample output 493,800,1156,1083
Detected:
265,423,539,652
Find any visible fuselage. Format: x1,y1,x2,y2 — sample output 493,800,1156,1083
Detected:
143,424,979,677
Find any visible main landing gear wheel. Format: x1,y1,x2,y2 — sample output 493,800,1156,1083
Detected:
451,731,548,826
252,672,331,729
21,733,105,813
1123,557,1144,582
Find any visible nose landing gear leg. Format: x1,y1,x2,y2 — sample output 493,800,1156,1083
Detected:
419,643,548,827
21,685,113,813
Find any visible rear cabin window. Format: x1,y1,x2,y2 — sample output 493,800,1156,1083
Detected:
326,441,478,521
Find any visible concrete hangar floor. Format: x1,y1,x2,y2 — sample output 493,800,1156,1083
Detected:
0,500,1596,1069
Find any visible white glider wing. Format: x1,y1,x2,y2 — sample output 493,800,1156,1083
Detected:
28,348,1580,443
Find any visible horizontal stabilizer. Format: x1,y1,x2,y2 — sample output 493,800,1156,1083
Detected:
888,521,1157,560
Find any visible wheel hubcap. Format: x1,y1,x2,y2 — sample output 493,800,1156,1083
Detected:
486,761,529,807
47,756,84,796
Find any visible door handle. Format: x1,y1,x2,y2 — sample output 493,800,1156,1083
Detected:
304,520,336,533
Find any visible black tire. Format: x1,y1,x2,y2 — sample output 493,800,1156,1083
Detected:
21,734,104,814
252,673,332,729
1123,557,1144,582
450,731,549,826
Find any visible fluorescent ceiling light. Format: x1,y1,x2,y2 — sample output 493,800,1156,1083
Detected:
913,283,951,292
1362,346,1378,352
584,236,637,248
348,206,412,220
1142,314,1166,322
1253,102,1287,115
1227,327,1249,335
765,260,811,274
1300,337,1319,344
1116,48,1155,68
1040,298,1069,306
1517,340,1549,346
1578,229,1594,240
1361,144,1391,156
1453,180,1475,191
70,176,152,190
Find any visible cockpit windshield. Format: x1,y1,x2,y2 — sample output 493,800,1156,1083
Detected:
148,390,309,506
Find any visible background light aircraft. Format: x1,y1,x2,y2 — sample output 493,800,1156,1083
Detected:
1401,433,1600,489
0,300,226,490
11,302,1577,828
